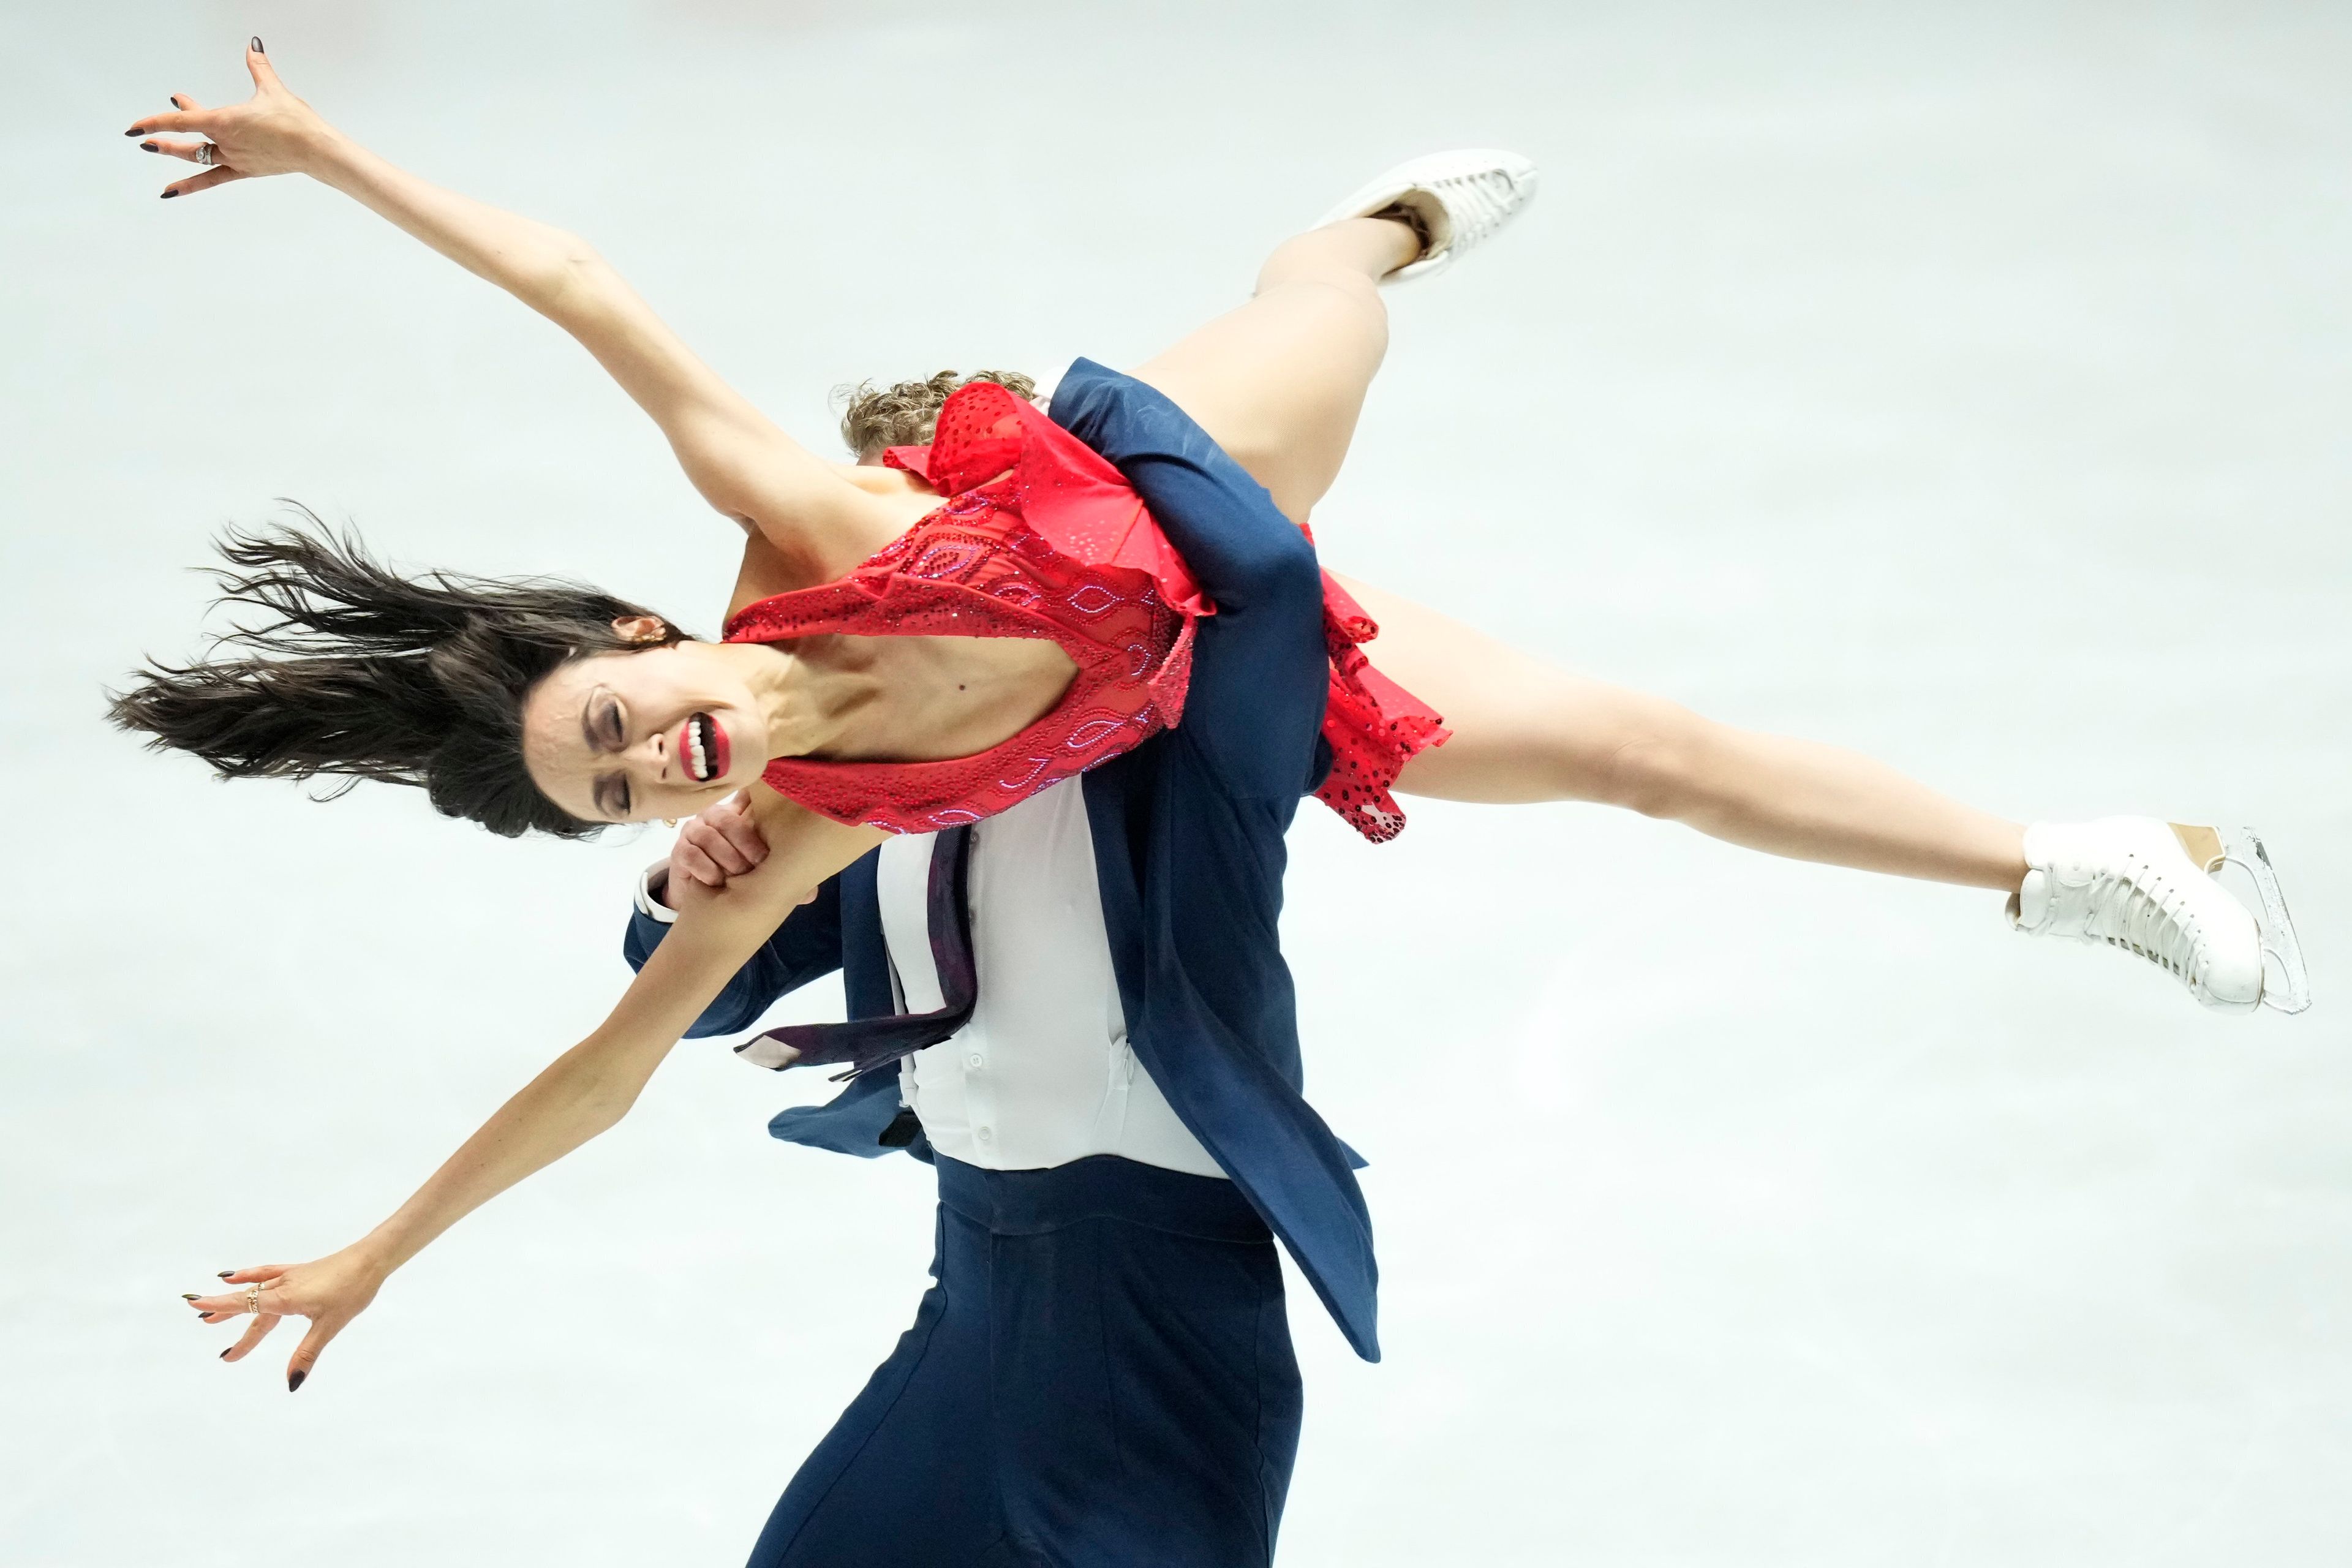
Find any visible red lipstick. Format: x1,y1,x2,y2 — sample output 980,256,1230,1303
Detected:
678,711,731,783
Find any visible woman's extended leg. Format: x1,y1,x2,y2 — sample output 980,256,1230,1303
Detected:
1109,170,2287,1006
1333,575,2032,892
1343,568,2297,1010
1128,211,2029,892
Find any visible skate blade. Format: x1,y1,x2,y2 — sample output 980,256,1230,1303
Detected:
2222,827,2312,1014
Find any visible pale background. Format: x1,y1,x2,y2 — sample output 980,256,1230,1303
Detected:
4,2,2349,1564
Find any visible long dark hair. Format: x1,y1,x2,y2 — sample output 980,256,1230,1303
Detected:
107,511,686,838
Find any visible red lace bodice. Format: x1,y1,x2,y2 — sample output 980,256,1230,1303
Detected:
723,379,1448,842
723,381,1204,834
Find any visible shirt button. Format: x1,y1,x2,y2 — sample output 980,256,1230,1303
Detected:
965,1052,986,1070
976,1126,994,1142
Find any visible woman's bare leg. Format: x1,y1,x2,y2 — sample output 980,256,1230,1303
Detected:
1335,576,2030,891
1125,217,2027,892
1132,218,1417,525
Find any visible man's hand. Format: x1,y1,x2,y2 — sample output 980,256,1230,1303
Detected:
650,791,774,908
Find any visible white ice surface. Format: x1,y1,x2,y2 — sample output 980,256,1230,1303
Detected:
4,2,2350,1564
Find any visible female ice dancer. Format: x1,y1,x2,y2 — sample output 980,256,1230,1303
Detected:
122,39,2309,1442
117,45,2306,1020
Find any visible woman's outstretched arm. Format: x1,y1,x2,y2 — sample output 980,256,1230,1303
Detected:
129,42,896,581
180,789,884,1389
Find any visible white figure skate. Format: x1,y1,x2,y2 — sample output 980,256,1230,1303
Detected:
1317,149,1539,283
2010,818,2311,1014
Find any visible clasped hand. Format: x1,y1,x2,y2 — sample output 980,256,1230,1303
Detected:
658,790,786,906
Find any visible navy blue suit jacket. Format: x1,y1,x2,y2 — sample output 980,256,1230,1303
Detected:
625,360,1380,1361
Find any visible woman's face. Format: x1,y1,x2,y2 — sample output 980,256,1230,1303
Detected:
520,622,771,824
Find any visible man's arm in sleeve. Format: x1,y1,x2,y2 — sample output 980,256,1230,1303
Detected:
624,864,848,1038
1049,358,1328,799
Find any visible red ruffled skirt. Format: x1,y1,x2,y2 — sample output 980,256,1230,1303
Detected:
1313,567,1450,843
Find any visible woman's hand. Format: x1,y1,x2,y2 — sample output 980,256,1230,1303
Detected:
127,39,336,199
667,791,775,894
121,46,881,560
183,1245,386,1391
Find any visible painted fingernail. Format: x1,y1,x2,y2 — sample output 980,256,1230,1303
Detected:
217,1271,235,1280
181,1293,200,1301
160,190,178,200
124,127,143,137
287,1369,307,1392
251,36,265,53
140,141,159,152
219,1348,233,1360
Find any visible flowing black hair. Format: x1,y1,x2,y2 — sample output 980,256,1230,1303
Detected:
107,510,687,839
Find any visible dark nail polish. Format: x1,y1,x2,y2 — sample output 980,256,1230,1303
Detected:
140,141,158,152
219,1348,232,1360
251,36,265,53
217,1271,235,1280
124,128,143,137
287,1368,307,1392
160,190,178,200
181,1293,199,1301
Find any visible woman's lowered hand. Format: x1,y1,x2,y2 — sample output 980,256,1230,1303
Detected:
183,1245,386,1391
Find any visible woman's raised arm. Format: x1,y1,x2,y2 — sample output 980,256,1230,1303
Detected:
128,42,894,579
180,790,884,1389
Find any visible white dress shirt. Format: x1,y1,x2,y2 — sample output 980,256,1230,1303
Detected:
878,778,1224,1177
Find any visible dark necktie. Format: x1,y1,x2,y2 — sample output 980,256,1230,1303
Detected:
746,826,974,1082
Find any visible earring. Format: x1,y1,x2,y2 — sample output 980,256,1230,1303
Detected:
662,817,679,827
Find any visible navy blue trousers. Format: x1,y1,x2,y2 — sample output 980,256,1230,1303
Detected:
747,1155,1303,1567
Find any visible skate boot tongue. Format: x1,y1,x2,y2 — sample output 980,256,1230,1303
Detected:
1314,149,1540,283
2010,867,2053,932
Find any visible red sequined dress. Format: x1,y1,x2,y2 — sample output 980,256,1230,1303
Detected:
723,380,1448,842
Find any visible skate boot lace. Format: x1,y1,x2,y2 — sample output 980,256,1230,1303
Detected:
2076,851,2207,987
1432,172,1519,244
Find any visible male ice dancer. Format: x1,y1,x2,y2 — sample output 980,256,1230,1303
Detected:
624,361,1373,1566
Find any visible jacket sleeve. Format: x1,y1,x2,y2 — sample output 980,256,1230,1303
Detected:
1048,358,1329,802
622,875,847,1038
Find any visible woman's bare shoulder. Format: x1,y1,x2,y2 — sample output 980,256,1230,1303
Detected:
831,461,938,501
725,464,943,620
